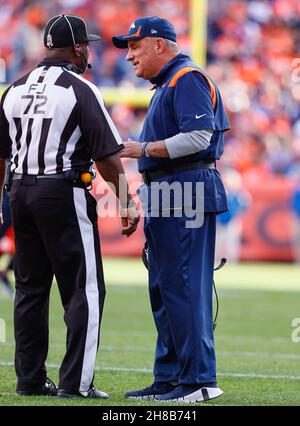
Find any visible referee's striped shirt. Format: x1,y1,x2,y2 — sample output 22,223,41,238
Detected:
0,59,123,174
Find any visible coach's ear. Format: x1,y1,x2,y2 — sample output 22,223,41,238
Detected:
155,38,166,55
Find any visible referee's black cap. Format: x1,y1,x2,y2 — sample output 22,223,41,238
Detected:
44,14,101,49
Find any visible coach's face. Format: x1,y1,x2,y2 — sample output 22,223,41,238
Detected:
126,37,162,80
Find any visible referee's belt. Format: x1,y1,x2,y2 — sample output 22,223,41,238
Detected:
12,170,94,185
13,173,65,180
141,160,216,185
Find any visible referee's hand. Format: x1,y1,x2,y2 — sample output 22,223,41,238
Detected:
120,204,140,237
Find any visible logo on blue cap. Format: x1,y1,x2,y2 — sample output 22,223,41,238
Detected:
112,16,176,49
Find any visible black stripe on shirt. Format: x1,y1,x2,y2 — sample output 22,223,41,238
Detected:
12,117,22,169
54,72,72,89
22,118,34,174
55,104,78,173
66,74,123,160
38,66,50,83
38,118,52,174
13,72,31,88
0,88,13,159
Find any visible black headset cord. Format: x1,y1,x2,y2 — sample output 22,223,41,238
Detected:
213,258,227,330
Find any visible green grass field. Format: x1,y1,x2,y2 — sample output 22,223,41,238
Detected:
0,259,300,406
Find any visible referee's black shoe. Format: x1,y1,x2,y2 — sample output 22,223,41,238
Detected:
57,386,109,399
16,377,57,396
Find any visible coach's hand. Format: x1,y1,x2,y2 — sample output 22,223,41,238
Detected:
120,139,142,159
120,203,140,237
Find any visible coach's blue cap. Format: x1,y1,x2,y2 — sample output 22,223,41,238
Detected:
112,16,176,48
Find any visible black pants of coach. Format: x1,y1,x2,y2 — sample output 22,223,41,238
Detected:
9,176,105,393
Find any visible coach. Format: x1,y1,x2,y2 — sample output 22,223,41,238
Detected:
113,16,229,403
0,14,139,399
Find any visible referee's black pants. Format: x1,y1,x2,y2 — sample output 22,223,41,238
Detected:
9,176,105,393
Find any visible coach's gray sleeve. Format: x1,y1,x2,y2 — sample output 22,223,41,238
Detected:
165,129,213,159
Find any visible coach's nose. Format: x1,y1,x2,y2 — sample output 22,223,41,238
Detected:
126,48,134,62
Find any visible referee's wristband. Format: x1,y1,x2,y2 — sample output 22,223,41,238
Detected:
142,142,150,157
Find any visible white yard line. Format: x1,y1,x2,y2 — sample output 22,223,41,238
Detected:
1,342,299,360
0,361,300,381
218,350,300,360
1,342,299,359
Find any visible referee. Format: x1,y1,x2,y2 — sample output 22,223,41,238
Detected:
0,14,139,399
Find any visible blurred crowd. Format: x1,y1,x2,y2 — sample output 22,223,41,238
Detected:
207,0,300,181
1,0,299,181
0,0,190,86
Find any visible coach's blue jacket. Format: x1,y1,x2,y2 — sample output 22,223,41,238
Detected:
138,53,230,213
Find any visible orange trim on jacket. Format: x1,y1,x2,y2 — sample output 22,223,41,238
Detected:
168,66,217,109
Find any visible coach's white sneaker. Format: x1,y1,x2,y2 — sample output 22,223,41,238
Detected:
155,384,223,403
